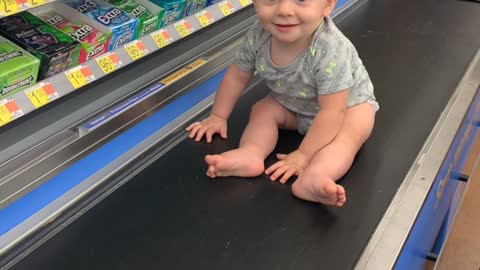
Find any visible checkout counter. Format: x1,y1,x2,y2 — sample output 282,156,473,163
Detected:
0,0,479,269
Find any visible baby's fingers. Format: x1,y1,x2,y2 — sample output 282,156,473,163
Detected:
220,126,228,139
279,168,296,184
269,165,290,181
276,153,288,160
205,128,218,143
187,123,202,138
194,126,208,141
186,122,200,132
265,161,284,175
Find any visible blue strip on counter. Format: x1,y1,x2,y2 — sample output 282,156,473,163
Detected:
0,69,226,236
81,83,166,131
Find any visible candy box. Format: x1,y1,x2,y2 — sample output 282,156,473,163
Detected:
183,0,206,16
107,0,164,38
31,2,111,63
65,0,139,50
150,0,186,26
205,0,220,6
0,12,81,79
0,36,40,99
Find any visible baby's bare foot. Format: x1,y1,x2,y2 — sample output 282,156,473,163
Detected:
204,148,264,178
292,176,346,207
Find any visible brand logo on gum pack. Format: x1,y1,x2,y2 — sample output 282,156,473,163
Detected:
130,5,147,17
97,8,124,25
114,31,133,48
71,0,97,13
86,43,105,60
68,25,95,41
45,15,65,27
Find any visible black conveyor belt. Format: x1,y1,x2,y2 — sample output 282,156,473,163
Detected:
10,0,480,269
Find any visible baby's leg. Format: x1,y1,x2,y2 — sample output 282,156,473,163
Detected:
206,95,297,178
291,102,376,206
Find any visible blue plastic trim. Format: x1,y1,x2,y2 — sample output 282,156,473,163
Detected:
394,89,480,269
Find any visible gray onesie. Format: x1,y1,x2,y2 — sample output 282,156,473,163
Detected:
234,17,379,134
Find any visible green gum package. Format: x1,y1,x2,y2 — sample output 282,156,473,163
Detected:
0,36,40,99
107,0,165,38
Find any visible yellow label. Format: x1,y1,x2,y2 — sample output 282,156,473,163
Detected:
125,41,143,61
196,11,213,27
0,104,12,126
188,58,207,69
66,69,88,89
0,0,19,16
27,0,45,7
239,0,251,7
26,87,49,108
151,31,169,48
160,59,207,85
174,21,190,38
96,53,116,74
219,1,233,16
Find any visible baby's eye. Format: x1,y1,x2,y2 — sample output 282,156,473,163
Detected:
295,0,306,3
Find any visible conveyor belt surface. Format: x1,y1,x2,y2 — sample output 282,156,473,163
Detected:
9,0,480,269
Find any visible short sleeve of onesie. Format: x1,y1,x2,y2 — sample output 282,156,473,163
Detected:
233,22,263,72
313,34,354,95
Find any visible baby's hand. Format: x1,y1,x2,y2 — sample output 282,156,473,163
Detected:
265,150,309,183
186,114,227,143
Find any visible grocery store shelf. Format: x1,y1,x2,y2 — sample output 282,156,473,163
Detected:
0,0,55,18
0,0,251,128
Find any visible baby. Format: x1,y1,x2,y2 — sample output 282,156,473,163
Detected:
187,0,378,207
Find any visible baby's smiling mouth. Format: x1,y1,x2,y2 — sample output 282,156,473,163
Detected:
274,23,299,31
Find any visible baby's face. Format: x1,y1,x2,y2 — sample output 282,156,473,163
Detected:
254,0,336,45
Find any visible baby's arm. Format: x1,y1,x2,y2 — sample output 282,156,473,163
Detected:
297,89,349,160
211,64,254,120
265,89,348,182
186,63,254,142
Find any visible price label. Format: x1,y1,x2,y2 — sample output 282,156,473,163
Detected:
174,20,192,38
0,99,21,126
65,65,94,89
0,104,12,125
196,10,214,27
160,59,207,85
218,1,234,16
0,0,19,16
239,0,251,7
125,40,146,61
27,0,44,7
151,30,171,48
96,52,121,74
25,82,57,108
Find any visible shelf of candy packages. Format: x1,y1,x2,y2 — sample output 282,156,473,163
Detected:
0,0,252,127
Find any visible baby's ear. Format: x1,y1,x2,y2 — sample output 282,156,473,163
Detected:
322,0,337,17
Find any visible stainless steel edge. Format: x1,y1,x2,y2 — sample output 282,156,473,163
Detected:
354,49,480,270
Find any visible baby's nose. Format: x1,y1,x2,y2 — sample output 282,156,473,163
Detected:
276,0,295,16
